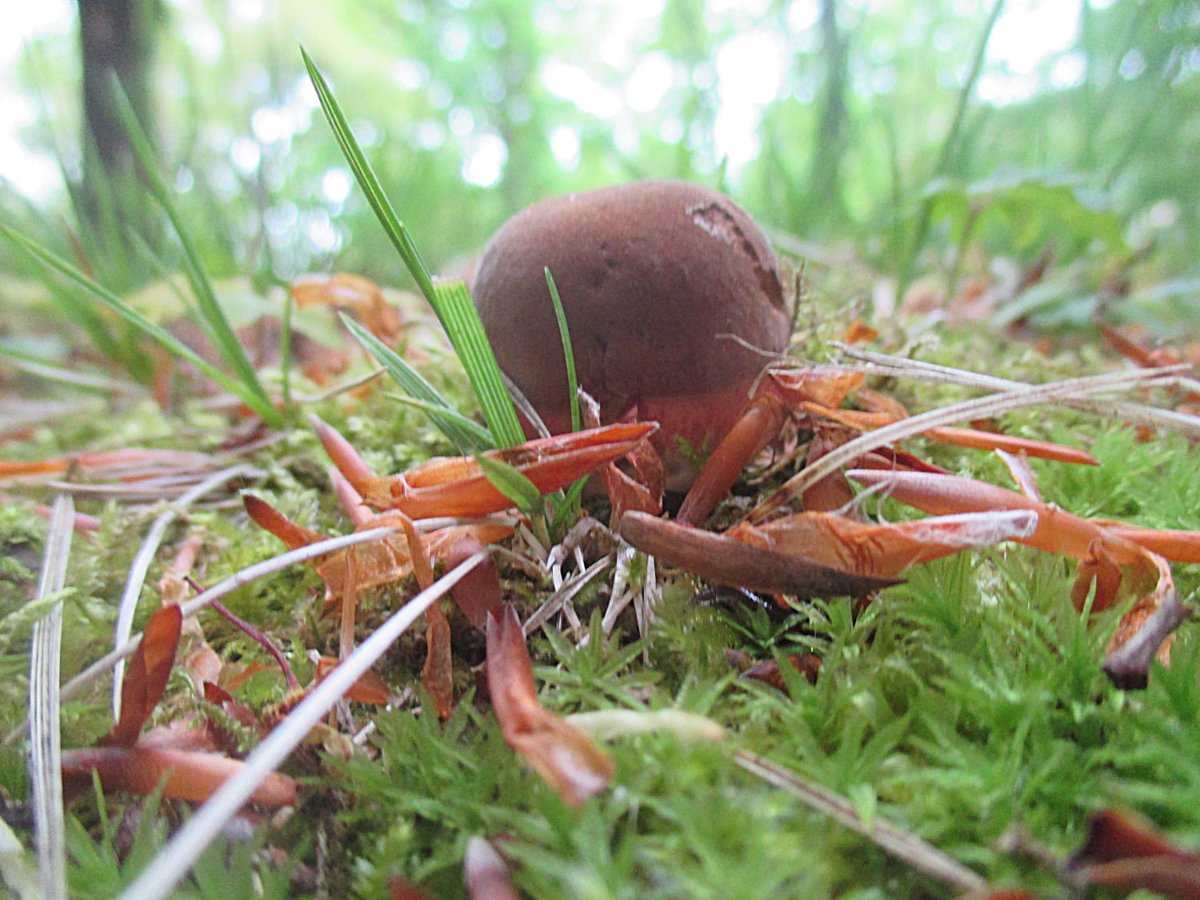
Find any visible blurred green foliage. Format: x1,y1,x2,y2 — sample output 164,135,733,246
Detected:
2,0,1198,307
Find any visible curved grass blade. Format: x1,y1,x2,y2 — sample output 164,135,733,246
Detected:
381,393,495,451
302,47,523,447
1,228,279,422
300,47,434,300
341,313,493,452
545,268,581,433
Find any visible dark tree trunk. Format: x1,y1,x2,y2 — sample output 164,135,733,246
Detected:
804,0,850,226
78,0,162,244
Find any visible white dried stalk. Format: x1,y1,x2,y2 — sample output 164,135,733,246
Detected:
4,524,403,745
635,553,660,662
117,550,488,900
996,448,1042,501
751,363,1190,522
112,465,255,717
569,709,726,743
599,541,638,638
28,494,74,900
833,343,1200,437
523,553,613,635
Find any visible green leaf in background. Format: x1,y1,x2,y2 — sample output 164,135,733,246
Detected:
341,313,495,453
111,80,281,427
302,47,524,448
0,227,280,422
925,169,1126,256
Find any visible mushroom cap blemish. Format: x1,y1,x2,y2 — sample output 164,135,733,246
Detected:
471,180,792,487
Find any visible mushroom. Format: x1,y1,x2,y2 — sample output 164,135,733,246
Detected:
471,180,792,490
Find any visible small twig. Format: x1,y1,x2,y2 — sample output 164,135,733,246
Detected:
191,579,300,691
733,750,987,893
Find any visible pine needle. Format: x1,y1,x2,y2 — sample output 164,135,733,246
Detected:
751,362,1192,522
116,551,489,900
28,494,75,900
734,750,987,893
833,343,1200,437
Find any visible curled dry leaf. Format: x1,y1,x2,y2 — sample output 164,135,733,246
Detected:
312,413,658,519
422,603,455,720
313,658,394,706
619,512,901,598
726,509,1038,580
401,514,456,719
486,605,613,807
292,272,404,346
727,649,822,689
445,535,503,632
848,469,1199,684
243,493,512,603
579,391,662,519
61,747,296,807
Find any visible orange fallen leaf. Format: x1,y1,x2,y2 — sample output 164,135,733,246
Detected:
486,605,613,807
61,745,296,806
841,319,878,344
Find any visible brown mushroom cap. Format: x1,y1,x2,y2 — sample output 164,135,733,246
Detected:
471,180,792,487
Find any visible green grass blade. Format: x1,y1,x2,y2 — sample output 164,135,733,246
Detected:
549,476,587,535
110,81,280,426
544,268,581,434
341,313,494,452
475,454,543,514
302,47,524,448
1,227,279,422
432,281,525,448
380,393,496,450
300,47,435,301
